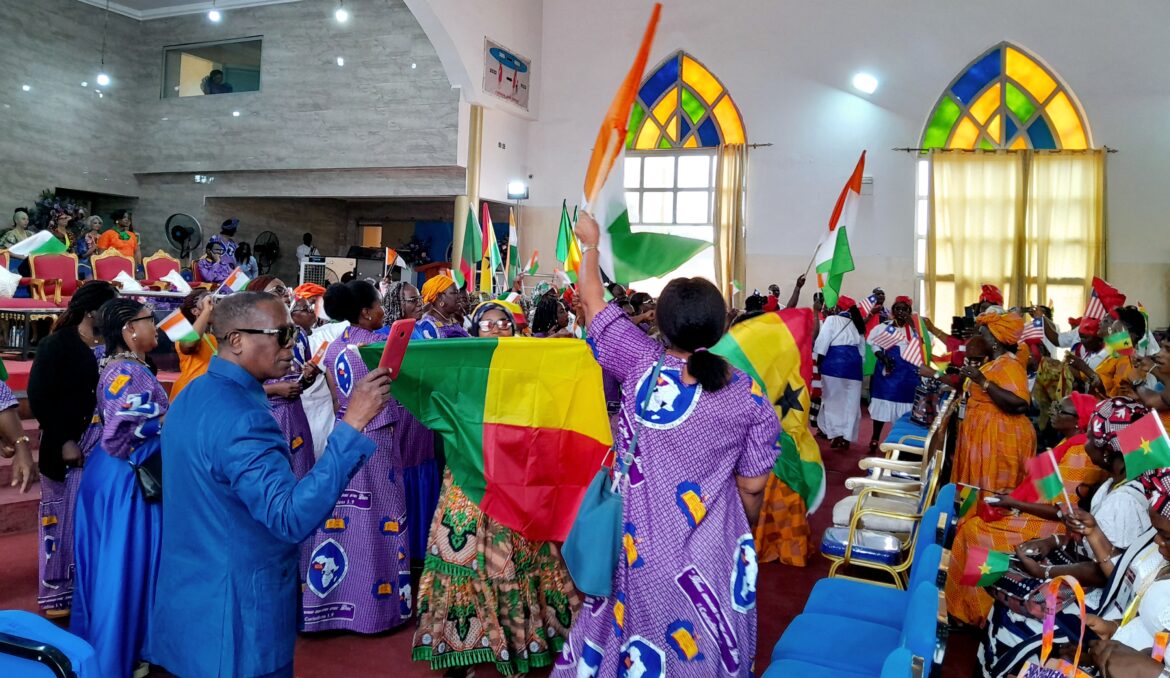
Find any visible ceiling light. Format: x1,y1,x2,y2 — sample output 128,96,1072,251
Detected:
334,2,349,23
21,85,30,92
336,56,345,66
208,9,221,22
851,72,878,94
411,62,417,69
232,110,240,117
96,72,111,87
507,180,529,200
81,81,88,87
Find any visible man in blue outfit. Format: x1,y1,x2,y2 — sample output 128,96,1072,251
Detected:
151,291,392,677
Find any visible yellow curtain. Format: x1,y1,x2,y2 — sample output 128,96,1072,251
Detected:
928,151,1025,322
714,143,748,305
927,150,1104,322
1024,151,1106,320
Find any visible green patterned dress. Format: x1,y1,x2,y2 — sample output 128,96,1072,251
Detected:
412,469,580,674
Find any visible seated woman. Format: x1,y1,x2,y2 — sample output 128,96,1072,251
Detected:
955,313,1036,490
235,242,259,279
194,241,232,285
945,393,1104,626
72,299,167,678
412,301,581,676
980,397,1153,678
167,289,216,402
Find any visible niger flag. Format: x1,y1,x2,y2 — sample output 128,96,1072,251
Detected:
359,338,612,542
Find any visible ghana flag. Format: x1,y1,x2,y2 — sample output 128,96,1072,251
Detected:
712,308,825,512
359,338,612,542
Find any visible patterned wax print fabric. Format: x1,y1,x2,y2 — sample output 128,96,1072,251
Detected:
416,312,471,340
195,257,233,285
72,359,166,678
866,322,921,423
300,325,410,634
552,304,780,678
943,438,1106,626
954,354,1036,491
273,327,314,478
208,234,238,268
412,469,581,674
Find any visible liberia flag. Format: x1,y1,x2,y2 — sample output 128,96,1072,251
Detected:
813,151,865,308
859,294,878,315
903,331,924,367
871,324,902,352
1083,277,1125,322
1022,317,1046,344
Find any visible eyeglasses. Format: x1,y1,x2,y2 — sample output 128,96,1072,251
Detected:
290,304,313,314
268,285,289,298
235,325,298,347
401,295,421,304
477,319,513,332
129,313,155,324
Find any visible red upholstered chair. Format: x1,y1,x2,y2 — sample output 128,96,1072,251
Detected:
28,253,79,306
0,250,41,300
141,250,181,290
91,250,136,288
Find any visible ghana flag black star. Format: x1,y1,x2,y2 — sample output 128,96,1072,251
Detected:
775,383,804,418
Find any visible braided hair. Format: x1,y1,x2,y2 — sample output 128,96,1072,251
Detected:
383,281,408,323
97,298,146,355
531,294,561,335
51,281,117,333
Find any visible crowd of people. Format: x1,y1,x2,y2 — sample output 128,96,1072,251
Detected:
0,203,1167,677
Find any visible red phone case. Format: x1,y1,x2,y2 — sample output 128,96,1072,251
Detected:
378,319,415,376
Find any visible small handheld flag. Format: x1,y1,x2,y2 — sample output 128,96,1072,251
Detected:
1117,413,1170,481
219,268,250,294
159,309,200,344
385,247,405,270
859,294,878,315
957,485,979,521
871,324,901,352
1105,330,1134,357
523,250,539,276
1083,277,1125,322
1022,318,1046,344
959,546,1011,586
309,341,330,366
7,230,67,258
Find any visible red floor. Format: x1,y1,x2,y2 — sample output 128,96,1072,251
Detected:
0,414,978,676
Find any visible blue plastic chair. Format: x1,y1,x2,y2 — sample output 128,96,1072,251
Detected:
0,610,98,677
770,581,941,674
762,647,920,678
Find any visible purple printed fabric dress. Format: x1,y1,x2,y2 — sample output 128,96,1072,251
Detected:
38,345,104,612
272,327,315,480
553,304,780,678
301,325,411,633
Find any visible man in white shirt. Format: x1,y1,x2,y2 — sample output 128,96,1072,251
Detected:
295,232,320,264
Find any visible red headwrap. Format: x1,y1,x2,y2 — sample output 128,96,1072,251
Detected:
894,295,913,307
1069,392,1098,432
1078,318,1101,336
836,295,857,312
763,296,780,312
979,284,1004,306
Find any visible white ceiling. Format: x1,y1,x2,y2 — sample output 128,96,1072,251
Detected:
75,0,302,21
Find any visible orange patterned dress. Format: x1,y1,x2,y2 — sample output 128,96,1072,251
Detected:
944,438,1106,625
954,354,1036,491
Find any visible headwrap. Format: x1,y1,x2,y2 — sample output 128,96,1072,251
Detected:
763,296,780,312
469,301,520,337
1137,469,1170,521
1078,317,1101,336
836,295,857,312
976,311,1024,345
421,274,455,304
1069,392,1098,432
383,281,409,323
221,218,239,233
294,283,325,300
893,295,913,307
979,284,1004,306
1087,396,1150,459
533,281,553,300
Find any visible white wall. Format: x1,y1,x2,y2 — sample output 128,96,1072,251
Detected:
523,0,1170,323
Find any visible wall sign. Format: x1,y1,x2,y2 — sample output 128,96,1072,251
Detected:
483,39,530,110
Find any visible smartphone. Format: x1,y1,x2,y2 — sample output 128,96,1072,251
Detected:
379,318,416,377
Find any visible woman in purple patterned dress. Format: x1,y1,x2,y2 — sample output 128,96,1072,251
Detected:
551,213,780,678
194,241,233,285
72,298,168,678
304,280,411,633
27,282,116,615
383,281,439,561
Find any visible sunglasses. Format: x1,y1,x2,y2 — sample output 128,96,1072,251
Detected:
477,318,513,332
235,325,298,347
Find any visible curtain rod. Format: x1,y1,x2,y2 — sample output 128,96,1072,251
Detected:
891,146,1118,153
746,143,773,149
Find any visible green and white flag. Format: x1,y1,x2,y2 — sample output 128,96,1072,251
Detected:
813,151,865,308
8,230,67,258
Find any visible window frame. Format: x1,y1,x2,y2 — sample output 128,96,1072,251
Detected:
161,35,264,100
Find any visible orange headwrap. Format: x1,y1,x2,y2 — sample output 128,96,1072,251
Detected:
293,283,325,300
420,274,456,304
976,311,1024,345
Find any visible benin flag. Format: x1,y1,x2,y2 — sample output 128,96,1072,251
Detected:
581,4,709,285
556,200,582,283
480,203,503,294
1118,413,1170,481
159,309,199,343
506,208,520,286
957,485,979,520
712,308,825,512
959,546,1011,586
1106,330,1134,358
7,230,67,258
358,338,612,542
812,151,865,308
454,205,483,290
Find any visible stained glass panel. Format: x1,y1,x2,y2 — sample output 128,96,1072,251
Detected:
626,51,745,150
920,42,1090,151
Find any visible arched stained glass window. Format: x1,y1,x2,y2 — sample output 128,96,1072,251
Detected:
626,51,746,150
921,42,1091,150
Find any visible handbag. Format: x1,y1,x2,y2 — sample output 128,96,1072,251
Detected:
562,354,664,597
129,449,163,503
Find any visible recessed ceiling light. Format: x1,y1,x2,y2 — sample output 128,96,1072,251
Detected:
21,85,30,92
335,4,349,23
851,72,879,94
81,81,88,87
96,72,111,87
336,56,345,67
411,63,417,69
208,9,221,22
232,110,240,117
